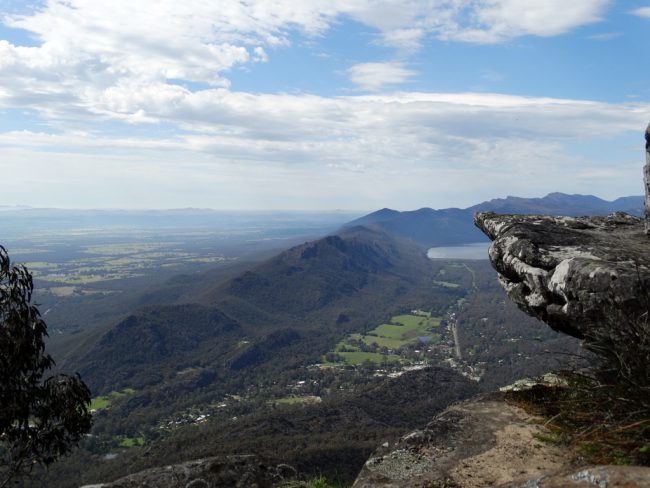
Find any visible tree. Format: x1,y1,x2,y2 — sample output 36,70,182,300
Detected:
0,246,91,486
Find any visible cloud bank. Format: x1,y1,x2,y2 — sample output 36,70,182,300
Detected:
2,0,643,210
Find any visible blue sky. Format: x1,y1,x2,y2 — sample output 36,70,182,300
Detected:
1,0,650,210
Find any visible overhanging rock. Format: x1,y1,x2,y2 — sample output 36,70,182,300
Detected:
474,211,650,338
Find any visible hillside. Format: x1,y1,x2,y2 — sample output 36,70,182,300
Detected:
66,225,440,397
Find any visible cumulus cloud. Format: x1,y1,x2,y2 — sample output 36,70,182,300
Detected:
347,62,416,91
0,1,612,118
0,0,635,209
444,0,610,43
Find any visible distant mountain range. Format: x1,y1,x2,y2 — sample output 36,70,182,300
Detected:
343,192,644,247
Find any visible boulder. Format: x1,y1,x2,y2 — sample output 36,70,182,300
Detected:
473,211,650,338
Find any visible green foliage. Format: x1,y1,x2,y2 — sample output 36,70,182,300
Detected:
288,475,340,488
0,246,92,486
335,351,401,365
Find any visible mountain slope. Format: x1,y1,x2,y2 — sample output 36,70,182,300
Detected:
343,193,644,248
68,225,441,396
470,192,644,216
205,226,424,320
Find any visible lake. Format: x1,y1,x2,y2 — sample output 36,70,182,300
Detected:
427,242,490,260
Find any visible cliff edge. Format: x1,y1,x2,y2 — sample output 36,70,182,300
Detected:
473,211,649,338
355,127,650,488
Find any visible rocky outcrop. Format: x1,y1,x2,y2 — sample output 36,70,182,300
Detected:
502,465,650,487
353,390,650,488
473,211,650,338
80,455,297,488
353,393,569,488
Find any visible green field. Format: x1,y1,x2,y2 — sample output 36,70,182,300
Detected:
89,396,111,411
268,395,323,406
119,436,145,448
361,335,407,349
90,388,137,411
24,243,230,289
336,351,402,365
328,313,442,366
387,314,441,329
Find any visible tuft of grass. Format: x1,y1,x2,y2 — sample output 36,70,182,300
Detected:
507,305,650,467
283,475,343,488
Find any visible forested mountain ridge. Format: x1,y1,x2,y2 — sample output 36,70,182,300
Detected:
67,225,438,397
343,192,644,247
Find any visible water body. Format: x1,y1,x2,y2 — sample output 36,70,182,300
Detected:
427,242,490,260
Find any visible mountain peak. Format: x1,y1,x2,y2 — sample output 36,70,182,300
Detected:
342,193,644,249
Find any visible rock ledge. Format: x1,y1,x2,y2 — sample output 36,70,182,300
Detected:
474,211,650,338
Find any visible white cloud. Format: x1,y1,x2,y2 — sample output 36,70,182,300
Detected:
434,0,610,44
630,7,650,18
347,62,416,91
0,1,612,119
1,91,647,192
345,0,610,46
0,0,635,209
252,46,269,63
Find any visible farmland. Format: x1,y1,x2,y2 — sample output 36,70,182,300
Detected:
21,242,230,288
0,208,358,346
90,388,137,412
327,312,443,365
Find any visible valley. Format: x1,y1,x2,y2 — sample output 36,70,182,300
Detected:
2,194,632,487
37,256,580,487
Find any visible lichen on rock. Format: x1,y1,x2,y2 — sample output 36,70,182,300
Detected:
473,211,649,338
352,394,569,488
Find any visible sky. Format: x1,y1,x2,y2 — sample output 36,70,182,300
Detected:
1,0,650,211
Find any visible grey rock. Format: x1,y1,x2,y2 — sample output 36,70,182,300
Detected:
79,455,297,488
352,394,567,488
499,465,650,487
473,211,650,338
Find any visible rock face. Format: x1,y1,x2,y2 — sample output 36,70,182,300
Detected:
473,211,650,338
353,393,569,488
80,455,297,488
